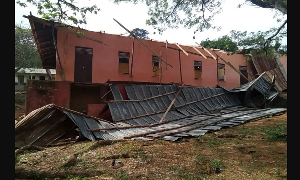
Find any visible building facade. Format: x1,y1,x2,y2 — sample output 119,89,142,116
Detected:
26,15,288,90
15,68,56,91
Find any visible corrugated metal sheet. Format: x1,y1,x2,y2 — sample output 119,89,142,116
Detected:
219,74,279,107
16,84,287,148
252,57,287,92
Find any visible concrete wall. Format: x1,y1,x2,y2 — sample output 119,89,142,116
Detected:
25,80,113,115
56,29,255,89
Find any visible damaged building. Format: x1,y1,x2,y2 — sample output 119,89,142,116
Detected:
15,15,287,148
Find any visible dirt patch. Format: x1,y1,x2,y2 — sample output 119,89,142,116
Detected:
15,112,287,180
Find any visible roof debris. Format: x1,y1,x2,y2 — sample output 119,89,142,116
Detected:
15,76,286,148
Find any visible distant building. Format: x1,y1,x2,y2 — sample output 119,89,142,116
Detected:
15,67,56,91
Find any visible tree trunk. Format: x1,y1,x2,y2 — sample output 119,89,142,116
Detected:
46,69,52,80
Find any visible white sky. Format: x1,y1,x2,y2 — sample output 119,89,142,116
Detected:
15,0,287,46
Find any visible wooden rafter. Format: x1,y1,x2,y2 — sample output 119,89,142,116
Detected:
175,43,189,56
113,18,173,68
191,46,207,59
195,42,217,60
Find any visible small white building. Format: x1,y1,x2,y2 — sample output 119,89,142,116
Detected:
15,68,56,91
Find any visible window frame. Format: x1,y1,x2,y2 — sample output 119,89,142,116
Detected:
218,63,226,81
152,55,160,77
118,51,130,74
194,60,202,80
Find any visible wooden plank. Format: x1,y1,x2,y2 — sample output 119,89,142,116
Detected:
113,18,173,68
161,46,213,59
88,105,250,132
39,40,54,46
175,43,189,56
124,107,249,139
165,40,168,70
195,41,249,82
195,42,217,60
51,27,66,81
178,51,183,83
130,37,135,77
159,86,183,123
159,50,162,84
191,46,207,59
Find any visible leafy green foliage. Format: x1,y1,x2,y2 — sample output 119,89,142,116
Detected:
16,0,100,26
15,23,42,70
200,30,287,58
114,0,287,35
114,0,287,57
200,35,238,52
115,0,223,34
130,28,150,39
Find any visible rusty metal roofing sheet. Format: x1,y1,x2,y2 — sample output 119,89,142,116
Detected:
252,57,287,92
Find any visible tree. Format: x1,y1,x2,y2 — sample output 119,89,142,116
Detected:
129,28,150,39
113,0,287,55
15,23,42,73
113,0,286,35
17,0,287,57
200,35,238,52
200,30,287,58
16,0,100,26
229,29,287,58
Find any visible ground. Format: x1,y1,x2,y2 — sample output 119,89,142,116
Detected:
15,92,26,122
15,112,287,180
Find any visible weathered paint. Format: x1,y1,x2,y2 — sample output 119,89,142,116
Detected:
87,104,107,118
55,81,71,108
25,80,57,114
56,29,255,89
25,80,112,115
279,55,287,75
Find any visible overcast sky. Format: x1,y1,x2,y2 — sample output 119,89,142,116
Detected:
15,0,287,46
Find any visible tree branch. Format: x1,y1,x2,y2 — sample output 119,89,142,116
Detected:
57,0,64,22
165,0,184,21
264,19,287,47
201,0,209,25
248,0,287,14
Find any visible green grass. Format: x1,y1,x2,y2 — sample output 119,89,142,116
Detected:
115,170,128,180
195,154,204,164
15,155,20,164
77,177,88,180
210,160,224,169
262,124,287,141
263,167,269,173
206,138,224,147
120,143,143,154
169,165,207,180
276,169,281,176
240,128,255,134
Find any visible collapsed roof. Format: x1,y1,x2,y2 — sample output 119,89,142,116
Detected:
15,75,286,148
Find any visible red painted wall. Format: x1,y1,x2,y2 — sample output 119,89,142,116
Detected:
25,80,71,114
56,29,255,89
279,55,287,75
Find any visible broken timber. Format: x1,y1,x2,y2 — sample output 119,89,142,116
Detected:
159,86,183,123
113,18,173,68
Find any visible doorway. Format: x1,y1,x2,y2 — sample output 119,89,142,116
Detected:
74,46,93,83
